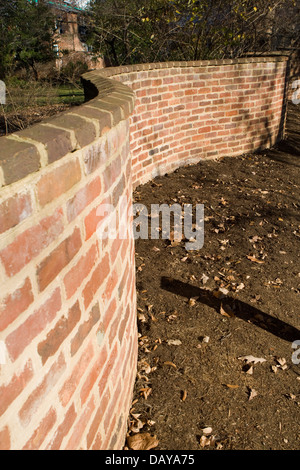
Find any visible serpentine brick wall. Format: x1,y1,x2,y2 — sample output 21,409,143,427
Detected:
0,55,290,450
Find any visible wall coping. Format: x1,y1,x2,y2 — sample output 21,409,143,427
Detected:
0,55,290,188
0,77,135,188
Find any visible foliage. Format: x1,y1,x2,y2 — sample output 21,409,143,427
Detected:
0,0,56,79
85,0,300,65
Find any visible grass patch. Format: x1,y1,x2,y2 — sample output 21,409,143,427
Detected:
0,80,85,136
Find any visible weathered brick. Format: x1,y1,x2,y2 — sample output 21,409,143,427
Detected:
6,288,62,361
103,268,118,303
0,191,32,235
0,137,40,185
46,403,76,450
98,343,118,396
22,408,57,450
36,159,81,207
80,345,108,405
72,106,112,136
37,227,82,292
59,342,94,407
86,389,110,449
102,298,117,332
18,124,74,164
83,139,108,175
37,301,81,364
0,360,33,418
84,195,112,241
82,253,110,309
0,208,64,277
51,114,97,148
66,177,101,222
0,277,34,331
65,396,95,450
63,243,98,299
70,302,100,357
118,304,131,344
19,353,66,427
0,426,11,450
104,379,122,433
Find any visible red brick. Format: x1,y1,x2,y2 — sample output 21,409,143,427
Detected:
82,253,110,309
102,155,122,192
23,408,56,450
118,304,131,344
104,379,122,432
84,196,111,241
70,302,100,357
110,237,122,265
19,353,66,427
65,396,95,450
80,346,108,405
37,227,82,292
59,342,94,406
0,360,33,418
102,268,118,303
46,404,76,450
37,301,81,364
0,277,34,332
0,208,64,277
102,298,117,331
98,343,118,396
66,177,101,222
6,288,62,362
63,243,98,299
86,389,110,449
0,426,10,450
91,431,103,450
36,159,81,207
0,192,32,235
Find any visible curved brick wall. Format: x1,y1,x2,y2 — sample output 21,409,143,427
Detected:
82,56,289,188
0,56,290,450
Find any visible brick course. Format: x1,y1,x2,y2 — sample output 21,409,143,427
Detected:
0,55,292,450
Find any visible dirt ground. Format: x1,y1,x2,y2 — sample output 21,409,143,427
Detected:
126,102,300,451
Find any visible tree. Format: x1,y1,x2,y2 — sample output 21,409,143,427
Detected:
85,0,299,65
0,0,56,79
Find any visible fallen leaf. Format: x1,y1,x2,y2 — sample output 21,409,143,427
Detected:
202,426,213,435
167,339,182,346
127,433,159,451
238,355,266,364
181,390,188,402
248,388,258,401
201,274,209,284
219,287,229,296
220,303,235,318
236,283,245,291
188,297,197,306
199,435,215,447
247,255,264,264
277,357,286,367
225,384,239,389
163,361,177,368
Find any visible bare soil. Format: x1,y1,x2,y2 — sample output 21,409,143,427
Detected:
127,102,300,451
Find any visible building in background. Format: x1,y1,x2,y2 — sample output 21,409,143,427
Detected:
48,0,104,70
